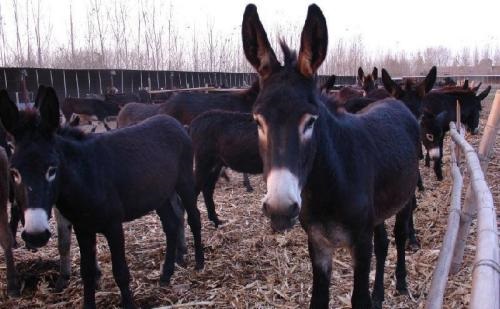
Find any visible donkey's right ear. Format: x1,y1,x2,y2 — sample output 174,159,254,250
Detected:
38,87,60,133
34,84,47,108
381,68,402,98
0,90,19,132
242,4,279,79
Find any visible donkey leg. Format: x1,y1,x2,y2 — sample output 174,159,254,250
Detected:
54,208,74,292
156,199,180,285
417,169,424,191
242,173,254,192
171,194,187,266
434,141,444,181
0,208,20,297
424,150,430,167
351,229,374,309
372,223,389,309
8,202,21,248
433,157,443,181
176,176,204,270
201,165,223,227
394,202,411,294
407,195,420,251
307,237,333,309
74,228,98,309
103,223,136,309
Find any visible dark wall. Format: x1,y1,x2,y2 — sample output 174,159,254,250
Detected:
1,67,499,103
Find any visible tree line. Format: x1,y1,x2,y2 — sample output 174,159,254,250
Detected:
0,0,499,76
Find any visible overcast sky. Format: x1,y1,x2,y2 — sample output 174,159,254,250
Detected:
1,0,499,55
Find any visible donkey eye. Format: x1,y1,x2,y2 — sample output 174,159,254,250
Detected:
46,166,57,182
10,168,22,185
304,117,317,132
426,134,434,142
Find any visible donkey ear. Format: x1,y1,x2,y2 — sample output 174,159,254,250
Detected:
297,4,328,78
0,89,19,132
34,84,47,108
242,4,279,79
38,87,60,132
417,66,436,97
372,67,378,80
321,74,336,92
477,85,491,101
357,67,364,82
471,82,482,93
381,68,402,98
462,79,469,89
435,111,448,126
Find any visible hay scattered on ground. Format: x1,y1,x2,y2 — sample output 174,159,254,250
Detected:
0,88,498,308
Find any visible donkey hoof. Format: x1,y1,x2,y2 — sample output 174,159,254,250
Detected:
159,276,171,286
436,174,443,181
245,186,254,193
396,284,409,295
54,276,70,292
407,240,420,252
195,260,204,271
372,299,383,309
7,287,21,298
175,256,187,268
211,218,225,228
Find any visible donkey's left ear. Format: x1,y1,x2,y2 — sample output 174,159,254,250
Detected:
0,89,19,132
417,66,436,98
372,67,378,80
297,4,328,78
38,87,60,132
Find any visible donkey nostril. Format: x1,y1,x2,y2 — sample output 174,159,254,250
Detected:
290,203,300,217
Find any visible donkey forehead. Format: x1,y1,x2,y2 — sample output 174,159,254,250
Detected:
254,85,319,118
11,143,58,169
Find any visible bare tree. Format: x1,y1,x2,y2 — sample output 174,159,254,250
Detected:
0,1,8,66
12,0,23,65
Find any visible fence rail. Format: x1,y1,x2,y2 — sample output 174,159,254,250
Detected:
425,92,500,309
2,67,500,103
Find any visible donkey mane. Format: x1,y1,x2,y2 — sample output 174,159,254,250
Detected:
279,40,297,68
57,126,89,141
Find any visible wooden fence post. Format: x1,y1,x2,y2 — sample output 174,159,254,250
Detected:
451,90,500,274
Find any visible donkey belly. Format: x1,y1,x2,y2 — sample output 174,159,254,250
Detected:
373,167,417,223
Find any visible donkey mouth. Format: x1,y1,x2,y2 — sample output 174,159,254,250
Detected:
21,230,51,249
269,215,298,232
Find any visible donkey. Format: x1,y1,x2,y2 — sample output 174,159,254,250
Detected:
420,85,491,180
0,87,204,309
242,4,420,308
190,110,261,226
117,82,261,193
358,67,391,100
62,97,123,131
0,89,78,296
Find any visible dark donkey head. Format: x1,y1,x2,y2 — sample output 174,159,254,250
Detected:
381,66,436,118
357,67,378,93
242,4,327,231
0,87,61,248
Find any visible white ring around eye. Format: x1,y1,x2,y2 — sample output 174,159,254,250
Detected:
11,168,22,185
426,134,434,142
46,166,57,182
7,141,14,154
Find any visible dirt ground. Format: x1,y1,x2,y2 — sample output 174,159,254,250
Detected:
0,88,498,308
